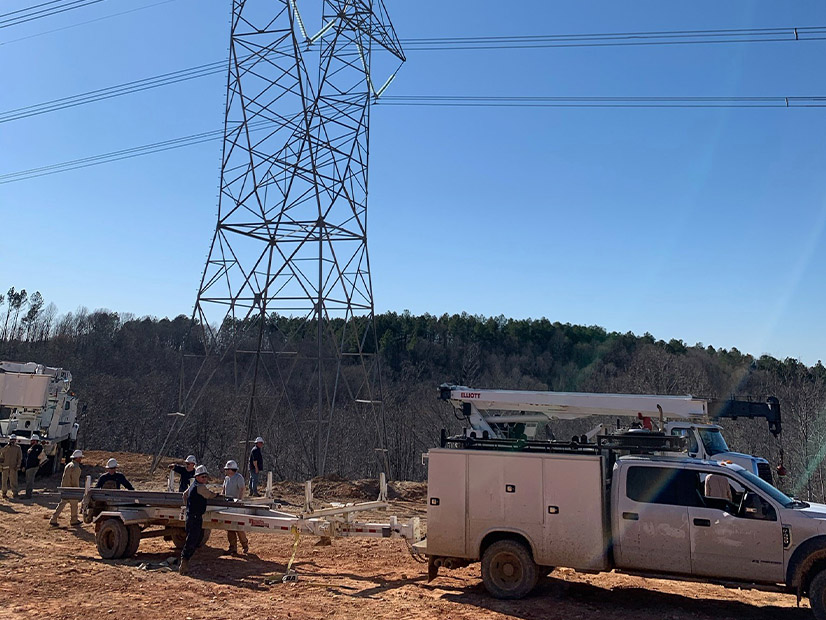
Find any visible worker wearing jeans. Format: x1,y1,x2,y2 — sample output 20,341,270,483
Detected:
180,465,220,575
248,437,264,496
23,435,43,498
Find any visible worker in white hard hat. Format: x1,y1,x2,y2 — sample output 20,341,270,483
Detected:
168,454,198,492
50,450,85,526
222,460,249,554
179,464,221,575
248,437,265,497
95,457,134,490
22,434,43,499
0,435,23,499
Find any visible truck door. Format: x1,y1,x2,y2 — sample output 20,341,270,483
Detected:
689,471,784,583
614,464,694,575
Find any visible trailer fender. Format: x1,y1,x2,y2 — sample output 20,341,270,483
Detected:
93,509,150,526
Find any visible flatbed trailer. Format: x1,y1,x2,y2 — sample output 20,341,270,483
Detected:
60,478,422,560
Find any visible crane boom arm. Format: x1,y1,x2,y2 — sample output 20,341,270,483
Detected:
439,384,781,439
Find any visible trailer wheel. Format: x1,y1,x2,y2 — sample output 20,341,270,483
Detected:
97,518,129,559
481,539,538,599
123,524,141,558
170,527,187,549
170,526,211,549
811,570,826,620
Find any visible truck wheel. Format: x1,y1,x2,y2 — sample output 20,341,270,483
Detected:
811,570,826,620
97,518,129,559
481,540,538,599
123,525,142,558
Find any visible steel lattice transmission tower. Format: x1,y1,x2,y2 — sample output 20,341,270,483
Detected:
177,0,404,478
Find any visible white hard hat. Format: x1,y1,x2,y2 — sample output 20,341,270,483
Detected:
31,434,40,441
71,450,83,459
9,434,17,440
194,465,208,476
106,458,118,468
185,455,197,464
254,436,264,444
224,460,238,470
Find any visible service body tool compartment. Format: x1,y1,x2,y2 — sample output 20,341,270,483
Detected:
427,448,608,568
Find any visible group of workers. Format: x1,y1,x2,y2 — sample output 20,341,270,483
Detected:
171,438,263,575
7,433,266,577
0,433,46,499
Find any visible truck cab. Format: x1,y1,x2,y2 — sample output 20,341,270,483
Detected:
665,421,773,482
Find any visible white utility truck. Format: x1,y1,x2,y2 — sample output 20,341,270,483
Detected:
424,431,826,619
439,384,782,482
0,361,80,473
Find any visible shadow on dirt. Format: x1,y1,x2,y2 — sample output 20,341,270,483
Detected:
433,575,809,620
97,547,321,589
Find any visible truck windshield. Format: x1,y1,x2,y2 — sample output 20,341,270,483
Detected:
698,428,729,455
739,470,795,507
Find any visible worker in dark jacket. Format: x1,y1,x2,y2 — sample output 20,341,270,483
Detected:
180,465,220,575
168,454,197,492
23,434,43,498
95,458,135,490
248,436,264,496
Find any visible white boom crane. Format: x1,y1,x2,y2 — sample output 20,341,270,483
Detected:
438,383,782,483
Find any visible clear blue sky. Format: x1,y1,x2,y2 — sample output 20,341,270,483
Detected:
1,0,826,363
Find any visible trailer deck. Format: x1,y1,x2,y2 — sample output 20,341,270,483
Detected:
60,478,422,560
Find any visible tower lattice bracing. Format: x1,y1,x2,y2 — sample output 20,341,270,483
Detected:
177,0,404,478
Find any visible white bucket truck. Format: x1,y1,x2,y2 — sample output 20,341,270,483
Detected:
424,432,826,619
0,360,80,474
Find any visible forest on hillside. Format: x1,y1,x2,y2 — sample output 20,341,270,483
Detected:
2,286,826,500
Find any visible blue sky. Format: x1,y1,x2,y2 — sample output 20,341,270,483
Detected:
1,0,826,363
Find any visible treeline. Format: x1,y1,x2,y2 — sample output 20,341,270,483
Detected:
2,287,826,499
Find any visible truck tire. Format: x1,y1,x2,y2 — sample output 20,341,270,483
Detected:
811,570,826,620
481,539,538,599
123,524,142,558
97,518,129,559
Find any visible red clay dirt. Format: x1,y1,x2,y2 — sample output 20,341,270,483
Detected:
0,451,810,619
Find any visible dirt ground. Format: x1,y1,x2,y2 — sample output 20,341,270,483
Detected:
0,451,811,619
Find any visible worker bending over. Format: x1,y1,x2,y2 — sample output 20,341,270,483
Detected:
50,450,84,526
96,458,135,490
180,464,221,575
222,460,248,554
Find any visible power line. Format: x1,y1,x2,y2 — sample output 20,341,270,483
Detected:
0,0,179,46
4,24,826,125
376,95,826,108
2,95,824,185
0,0,105,29
400,26,826,50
